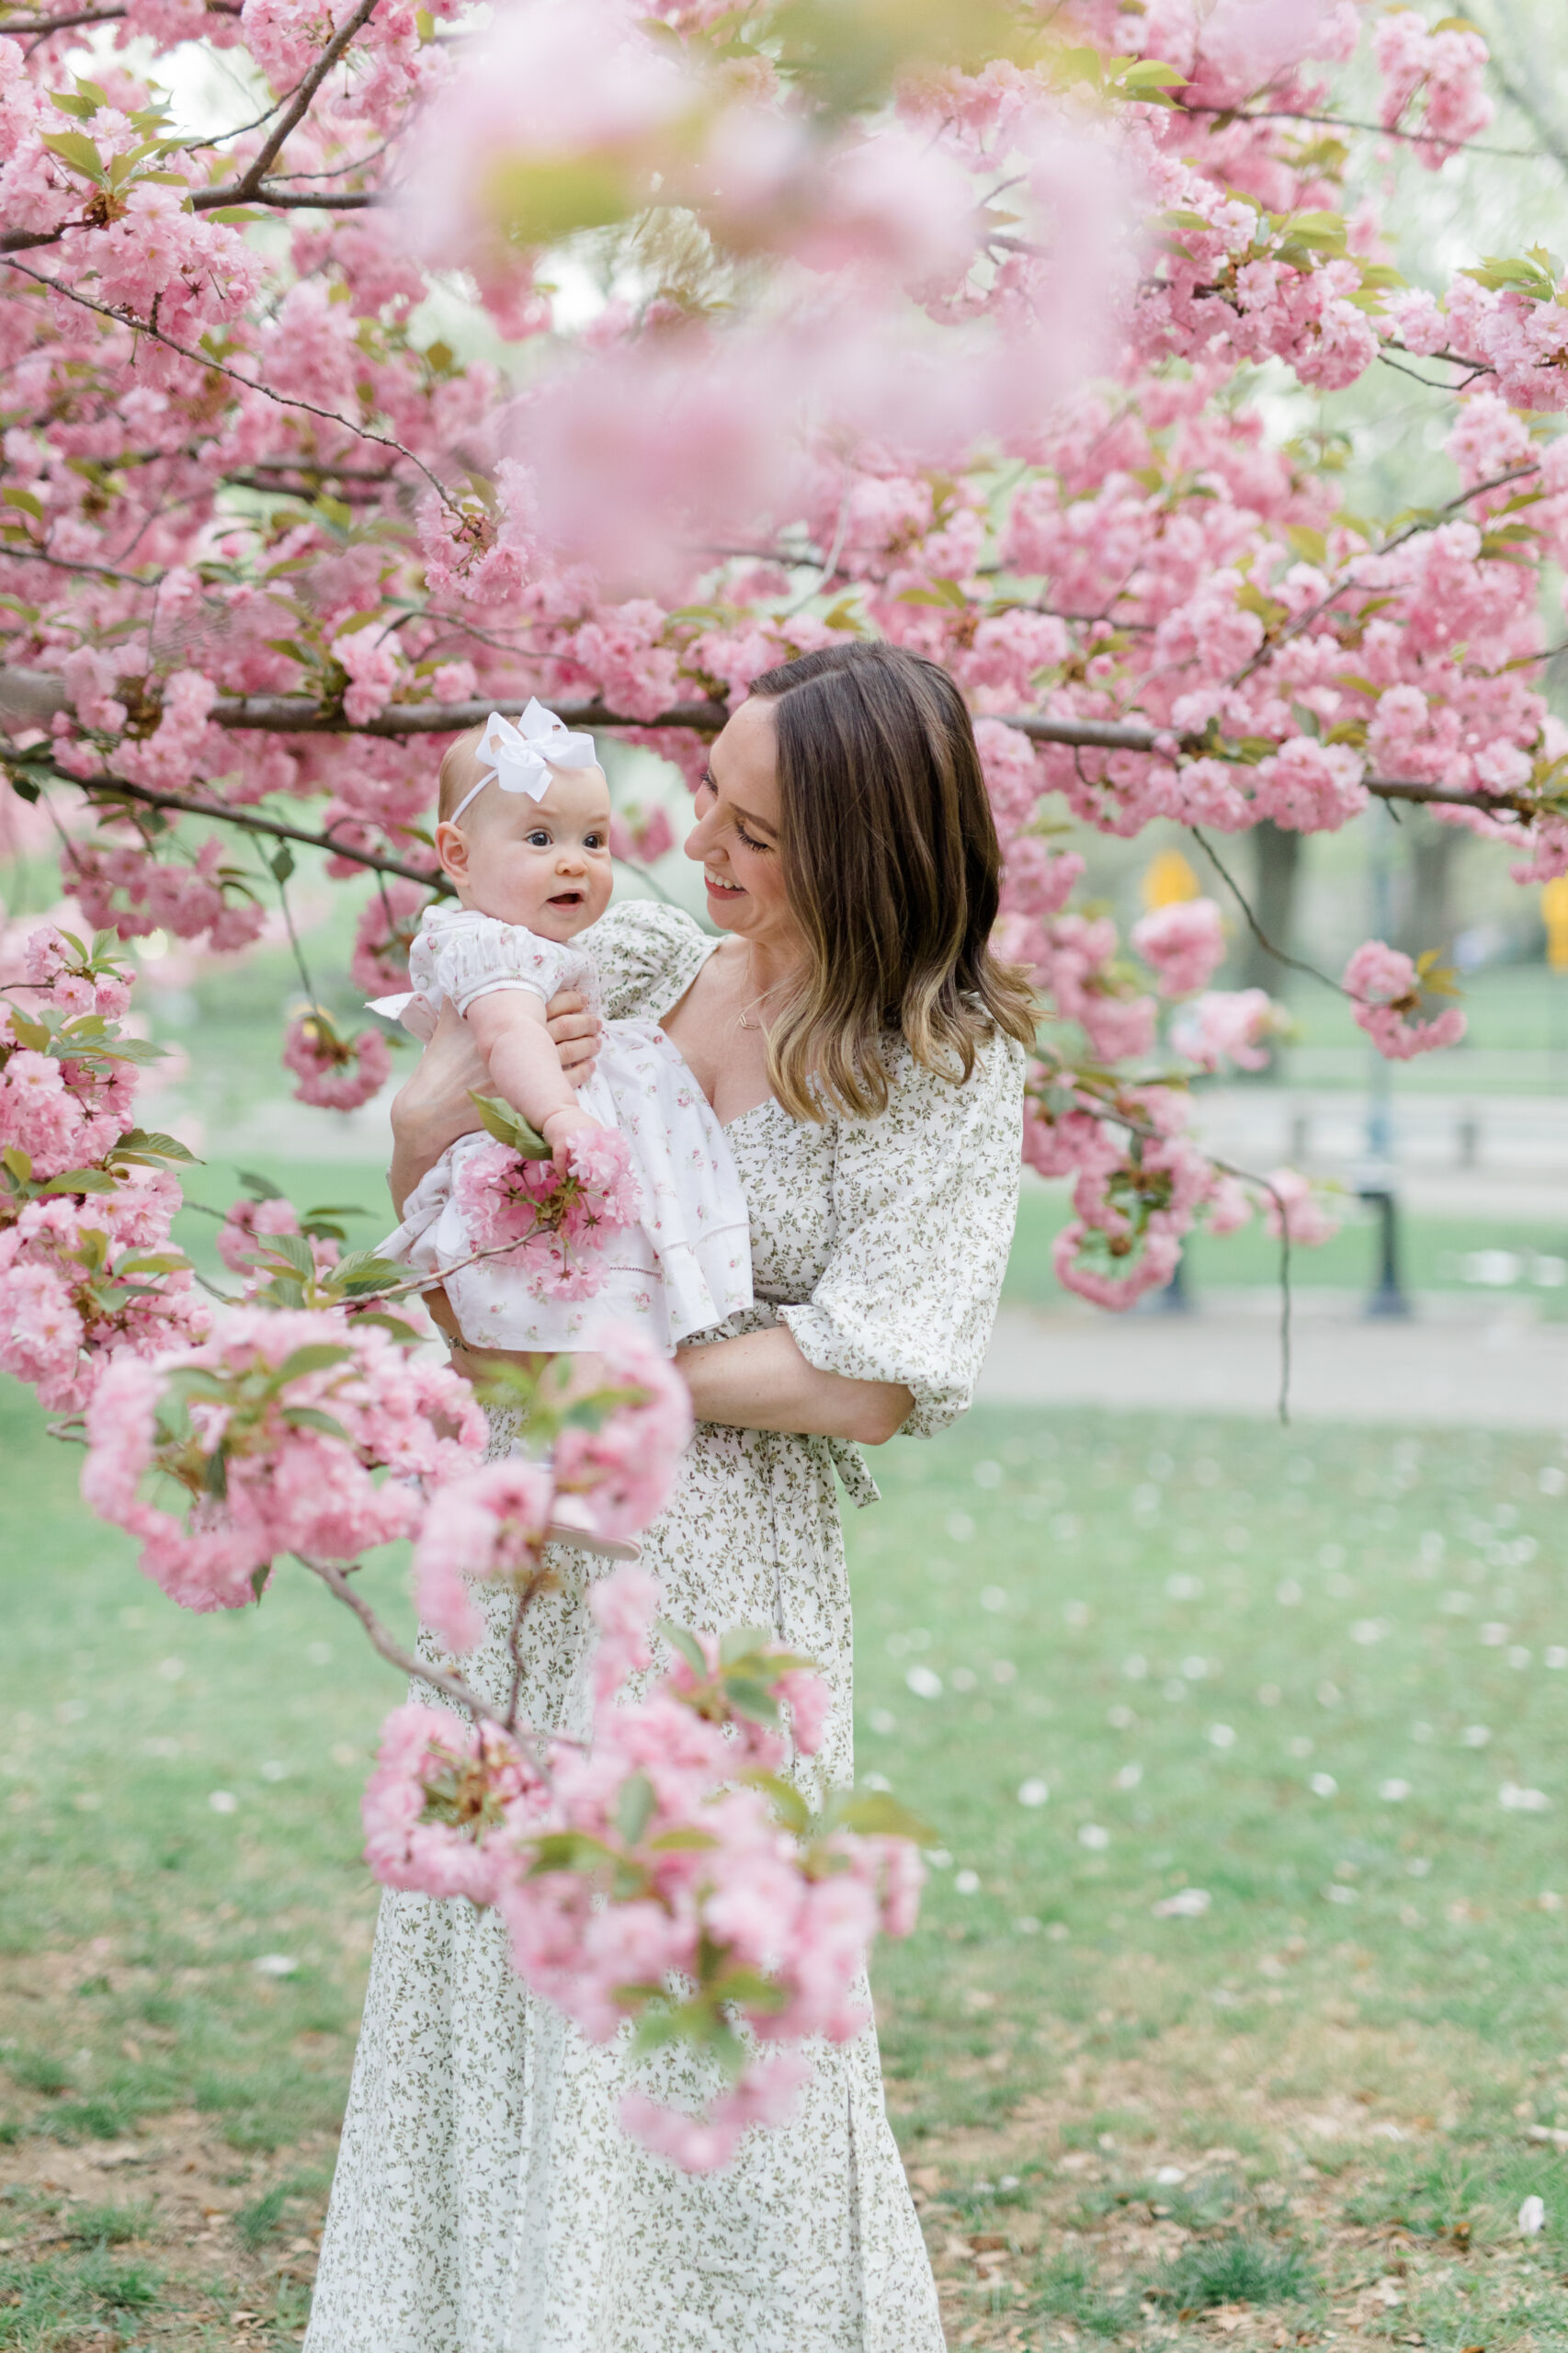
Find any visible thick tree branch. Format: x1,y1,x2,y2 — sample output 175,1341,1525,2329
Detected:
221,0,383,206
0,667,1543,820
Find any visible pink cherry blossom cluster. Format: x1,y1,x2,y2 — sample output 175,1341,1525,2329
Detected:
281,1014,393,1113
1130,898,1226,998
1372,10,1494,165
495,1569,919,2169
0,923,207,1405
81,1305,487,1611
1342,939,1468,1061
453,1126,643,1299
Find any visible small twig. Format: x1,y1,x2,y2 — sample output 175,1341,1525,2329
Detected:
1188,825,1351,998
16,760,445,890
274,864,324,1022
1060,1076,1298,1424
0,254,456,511
1178,100,1541,162
297,1553,496,1726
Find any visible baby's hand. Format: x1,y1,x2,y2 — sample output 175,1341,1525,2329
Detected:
540,1104,604,1174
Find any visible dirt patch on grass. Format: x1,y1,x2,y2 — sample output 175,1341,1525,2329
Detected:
902,2013,1566,2350
1,2117,333,2348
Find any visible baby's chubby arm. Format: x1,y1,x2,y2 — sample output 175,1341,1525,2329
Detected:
463,987,601,1165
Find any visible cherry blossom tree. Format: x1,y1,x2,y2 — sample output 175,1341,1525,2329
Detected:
1,0,1562,2162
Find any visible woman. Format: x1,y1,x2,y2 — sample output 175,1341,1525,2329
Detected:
307,642,1034,2353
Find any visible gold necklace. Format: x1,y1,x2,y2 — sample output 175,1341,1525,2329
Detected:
735,954,789,1032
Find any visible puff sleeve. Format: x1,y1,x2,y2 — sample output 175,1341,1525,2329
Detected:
426,916,574,1017
581,899,714,1022
778,1032,1025,1440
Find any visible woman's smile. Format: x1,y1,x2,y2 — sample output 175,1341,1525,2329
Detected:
704,868,745,899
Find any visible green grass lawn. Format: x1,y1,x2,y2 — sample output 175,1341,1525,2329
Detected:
3,1376,1567,2349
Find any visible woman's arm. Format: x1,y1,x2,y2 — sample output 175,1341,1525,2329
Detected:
676,1325,913,1448
388,994,601,1212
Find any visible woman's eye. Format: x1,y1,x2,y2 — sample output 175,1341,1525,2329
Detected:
736,824,769,853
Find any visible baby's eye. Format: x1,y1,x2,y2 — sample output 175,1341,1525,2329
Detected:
584,832,607,850
526,830,551,847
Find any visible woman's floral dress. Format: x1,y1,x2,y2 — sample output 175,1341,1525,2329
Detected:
306,900,1026,2353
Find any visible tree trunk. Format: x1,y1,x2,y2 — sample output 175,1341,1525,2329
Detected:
1241,821,1303,993
1397,817,1466,962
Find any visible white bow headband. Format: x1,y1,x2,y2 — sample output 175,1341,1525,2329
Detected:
448,700,599,825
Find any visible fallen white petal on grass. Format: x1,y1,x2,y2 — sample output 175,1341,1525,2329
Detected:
1460,1725,1492,1748
208,1790,238,1814
953,1870,981,1895
1153,2165,1187,2186
1310,1773,1338,1798
252,1954,298,1978
1078,1824,1110,1850
1500,1783,1551,1813
1017,1778,1050,1808
1208,1723,1236,1750
904,1665,943,1700
1379,1779,1413,1802
1152,1888,1210,1919
1519,2195,1547,2235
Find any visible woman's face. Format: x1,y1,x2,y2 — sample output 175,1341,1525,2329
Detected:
685,696,800,953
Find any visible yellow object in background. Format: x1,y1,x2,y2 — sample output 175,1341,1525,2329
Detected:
1141,847,1201,910
1545,875,1568,973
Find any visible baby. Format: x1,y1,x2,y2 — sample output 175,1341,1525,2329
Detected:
374,703,753,1547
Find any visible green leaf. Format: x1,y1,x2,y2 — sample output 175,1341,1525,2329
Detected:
719,1624,774,1667
741,1768,811,1836
1284,524,1327,567
38,1168,117,1197
111,1128,200,1165
722,1674,778,1726
202,1445,229,1502
645,1826,720,1852
269,845,295,884
330,1256,406,1298
257,1233,315,1279
273,1342,352,1384
465,1091,552,1161
236,1167,286,1201
2,1147,33,1186
829,1789,937,1844
615,1771,655,1847
349,1312,423,1346
657,1619,710,1678
2,487,45,521
279,1405,351,1442
40,130,108,187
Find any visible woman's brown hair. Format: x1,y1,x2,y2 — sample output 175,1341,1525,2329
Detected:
747,641,1037,1121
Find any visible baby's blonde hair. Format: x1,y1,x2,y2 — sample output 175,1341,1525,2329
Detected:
437,725,488,825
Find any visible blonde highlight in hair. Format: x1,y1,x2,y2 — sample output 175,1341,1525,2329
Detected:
747,642,1037,1122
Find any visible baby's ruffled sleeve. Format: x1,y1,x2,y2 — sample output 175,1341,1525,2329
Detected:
428,917,570,1017
778,1034,1025,1440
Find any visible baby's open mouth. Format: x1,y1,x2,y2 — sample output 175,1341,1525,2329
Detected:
548,888,585,905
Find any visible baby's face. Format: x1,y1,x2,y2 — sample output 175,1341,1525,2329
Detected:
450,764,616,941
